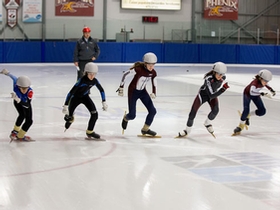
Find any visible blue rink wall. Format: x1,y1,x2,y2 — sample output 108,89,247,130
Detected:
1,41,280,64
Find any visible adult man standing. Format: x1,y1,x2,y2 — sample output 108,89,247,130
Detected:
73,26,100,80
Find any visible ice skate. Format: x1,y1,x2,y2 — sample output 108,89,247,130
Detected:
238,110,249,130
232,123,245,136
141,129,157,136
9,130,18,143
176,130,188,138
175,126,191,138
121,112,128,134
64,115,74,132
138,129,161,138
204,119,216,138
16,135,35,142
85,131,105,141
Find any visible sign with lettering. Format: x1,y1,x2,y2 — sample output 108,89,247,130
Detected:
55,0,94,16
204,0,238,20
5,0,20,28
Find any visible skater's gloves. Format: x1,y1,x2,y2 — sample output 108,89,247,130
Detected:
270,89,276,96
150,93,156,99
102,101,108,111
62,105,69,115
76,66,80,71
221,82,229,92
116,87,124,96
0,69,9,75
260,92,272,99
11,92,21,103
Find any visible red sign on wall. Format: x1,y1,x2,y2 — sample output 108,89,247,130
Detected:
204,0,238,20
55,0,94,16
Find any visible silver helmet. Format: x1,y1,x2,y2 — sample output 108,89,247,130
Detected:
84,62,98,74
258,69,272,82
16,76,31,87
143,52,157,64
213,62,227,75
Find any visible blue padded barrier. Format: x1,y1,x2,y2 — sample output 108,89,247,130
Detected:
123,43,163,63
238,45,275,64
164,43,199,63
3,42,42,63
44,42,75,62
276,46,280,64
0,41,280,64
200,44,238,64
0,42,3,63
98,42,123,62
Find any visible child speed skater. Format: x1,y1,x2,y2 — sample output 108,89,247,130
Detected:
0,69,33,142
178,62,230,138
116,52,158,136
232,69,276,136
62,62,108,140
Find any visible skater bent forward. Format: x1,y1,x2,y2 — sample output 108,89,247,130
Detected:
233,69,276,135
0,69,33,141
117,52,158,136
62,62,108,139
178,62,230,137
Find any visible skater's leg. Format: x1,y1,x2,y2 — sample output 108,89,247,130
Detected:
140,92,156,127
83,96,98,131
122,90,139,130
179,95,203,136
205,98,219,134
64,98,80,130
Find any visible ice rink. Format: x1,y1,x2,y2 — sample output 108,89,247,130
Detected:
0,63,280,210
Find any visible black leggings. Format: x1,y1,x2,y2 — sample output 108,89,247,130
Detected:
68,95,98,131
14,101,33,132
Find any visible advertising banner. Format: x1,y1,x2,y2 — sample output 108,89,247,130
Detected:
23,0,42,23
55,0,94,16
204,0,238,20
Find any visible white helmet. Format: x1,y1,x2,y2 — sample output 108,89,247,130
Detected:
213,62,227,75
143,52,157,63
258,69,272,82
85,62,98,74
16,76,31,87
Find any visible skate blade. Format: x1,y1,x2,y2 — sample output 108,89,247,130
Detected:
10,138,36,142
231,132,241,136
137,134,161,138
175,134,187,138
85,137,106,141
210,132,216,138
